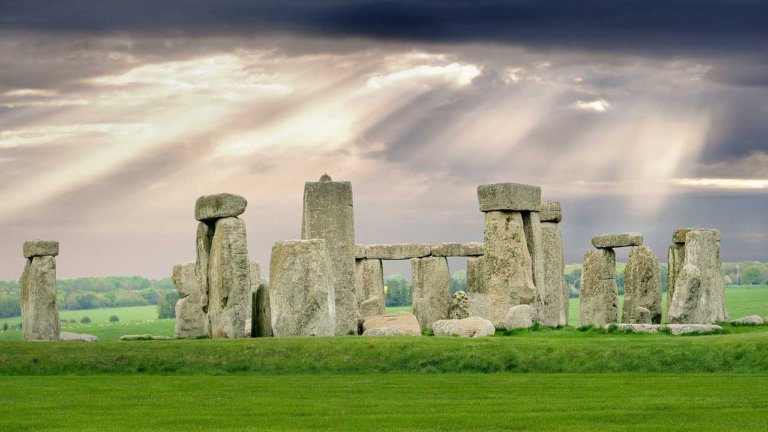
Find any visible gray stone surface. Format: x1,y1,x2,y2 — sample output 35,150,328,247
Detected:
477,183,541,212
362,313,421,336
468,293,490,320
579,248,618,326
630,307,652,324
354,259,385,320
23,240,59,258
622,245,662,324
504,304,534,329
360,244,432,260
732,315,764,325
448,291,470,319
430,242,484,257
432,317,495,337
59,332,99,342
411,257,451,329
666,243,685,317
483,211,536,327
269,239,336,337
207,217,250,339
172,262,207,338
668,230,726,324
194,193,247,221
673,228,721,244
354,245,368,259
249,262,272,338
466,257,486,294
20,255,59,341
607,324,722,334
539,200,562,223
522,211,545,321
540,221,567,326
591,233,643,248
301,176,357,336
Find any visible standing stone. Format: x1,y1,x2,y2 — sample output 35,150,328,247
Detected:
540,220,566,326
579,248,618,326
504,304,534,329
20,249,59,341
207,217,251,339
668,230,726,324
630,307,652,324
483,210,536,327
466,257,490,319
666,243,685,318
173,262,206,338
522,211,545,321
354,259,385,320
411,257,451,329
301,175,356,336
448,290,470,319
195,221,213,318
269,239,336,337
249,262,272,337
622,245,662,324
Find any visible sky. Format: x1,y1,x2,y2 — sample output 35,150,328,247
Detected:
0,1,766,279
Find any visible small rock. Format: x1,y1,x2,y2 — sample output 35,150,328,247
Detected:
432,317,495,337
59,332,98,342
732,315,764,325
504,304,534,329
362,313,421,336
194,193,247,221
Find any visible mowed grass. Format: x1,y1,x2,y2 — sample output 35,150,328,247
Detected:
1,374,767,431
0,305,172,342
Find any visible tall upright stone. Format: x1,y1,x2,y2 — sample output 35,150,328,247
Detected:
579,248,618,326
668,229,726,324
301,174,357,336
411,256,451,330
173,262,206,338
20,240,60,341
269,239,336,337
522,211,545,317
466,256,490,319
354,259,386,320
622,245,662,324
249,262,272,337
478,183,540,327
666,243,685,317
539,201,567,326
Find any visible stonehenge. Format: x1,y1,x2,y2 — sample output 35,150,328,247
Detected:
539,201,568,326
623,245,662,324
580,248,618,326
172,262,206,338
411,256,452,329
20,240,60,341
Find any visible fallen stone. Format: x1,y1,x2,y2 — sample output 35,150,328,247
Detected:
194,193,247,221
673,228,721,244
607,323,722,335
354,259,386,320
360,298,384,321
362,313,421,336
477,183,541,212
539,200,562,223
448,291,470,319
539,221,566,326
630,307,652,324
483,211,536,327
591,233,643,248
362,244,432,260
23,240,59,258
302,176,357,336
732,315,764,325
207,217,251,339
411,257,451,329
173,262,207,338
59,332,98,342
504,304,534,329
622,245,662,324
432,317,495,337
119,335,172,341
430,242,484,257
579,248,618,326
20,255,59,341
269,239,336,337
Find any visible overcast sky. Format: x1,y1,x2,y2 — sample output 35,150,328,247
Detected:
0,1,766,279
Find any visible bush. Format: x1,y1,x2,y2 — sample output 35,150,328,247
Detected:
2,322,7,331
80,316,91,324
109,315,120,323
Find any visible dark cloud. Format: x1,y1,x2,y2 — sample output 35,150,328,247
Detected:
1,1,767,57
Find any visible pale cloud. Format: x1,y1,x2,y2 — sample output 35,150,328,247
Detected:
673,178,768,189
367,63,481,90
575,99,610,112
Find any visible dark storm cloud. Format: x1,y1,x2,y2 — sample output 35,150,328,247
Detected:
2,1,767,57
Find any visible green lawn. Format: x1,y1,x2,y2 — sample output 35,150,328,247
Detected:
0,374,766,431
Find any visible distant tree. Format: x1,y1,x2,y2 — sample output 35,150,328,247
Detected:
723,275,733,286
742,267,762,285
80,316,91,324
109,315,120,323
450,270,467,294
2,322,8,332
157,291,177,319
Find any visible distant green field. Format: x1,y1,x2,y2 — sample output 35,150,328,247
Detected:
1,374,767,431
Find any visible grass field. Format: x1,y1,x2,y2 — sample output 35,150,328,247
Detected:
1,374,767,431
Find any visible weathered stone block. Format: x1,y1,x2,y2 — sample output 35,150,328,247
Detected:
504,304,534,329
430,242,484,257
540,222,567,326
23,240,59,258
269,239,336,337
362,244,432,260
207,217,250,339
591,233,643,248
354,259,385,320
173,262,207,338
666,243,685,317
477,183,541,212
194,193,247,221
539,200,562,223
362,313,421,336
448,290,470,319
411,257,451,329
579,248,618,326
466,257,486,295
432,317,495,337
20,255,59,341
732,315,764,325
630,307,652,324
302,176,356,336
522,211,545,322
672,228,720,244
669,230,726,324
622,245,662,324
